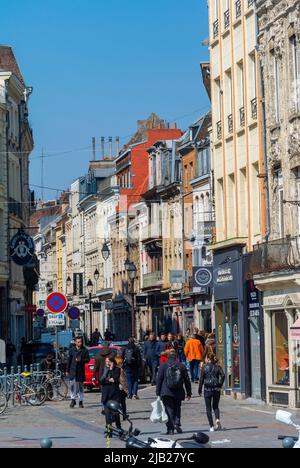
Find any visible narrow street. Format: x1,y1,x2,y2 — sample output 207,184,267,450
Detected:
0,384,297,449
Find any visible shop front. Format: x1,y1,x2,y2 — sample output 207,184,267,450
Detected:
213,246,248,398
254,275,300,408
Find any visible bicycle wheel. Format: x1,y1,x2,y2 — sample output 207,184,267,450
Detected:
24,383,47,406
47,378,68,402
0,391,7,415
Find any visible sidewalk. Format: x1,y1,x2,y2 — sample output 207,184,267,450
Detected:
0,383,298,448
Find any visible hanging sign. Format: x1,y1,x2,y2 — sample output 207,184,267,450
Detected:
10,230,35,266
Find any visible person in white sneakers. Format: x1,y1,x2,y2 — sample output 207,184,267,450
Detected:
198,352,225,432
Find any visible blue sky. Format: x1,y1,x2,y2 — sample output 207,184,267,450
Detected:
1,0,209,200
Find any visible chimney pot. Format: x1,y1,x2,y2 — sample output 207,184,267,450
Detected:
173,123,177,129
92,137,96,161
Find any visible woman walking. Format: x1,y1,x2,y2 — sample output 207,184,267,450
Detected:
100,355,122,437
198,352,225,432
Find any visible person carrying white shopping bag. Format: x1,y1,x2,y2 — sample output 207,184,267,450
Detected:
155,349,192,435
150,397,168,424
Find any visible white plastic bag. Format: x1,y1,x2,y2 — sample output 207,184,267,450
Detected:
150,397,168,424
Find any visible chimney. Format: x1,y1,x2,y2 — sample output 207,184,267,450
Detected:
109,137,113,158
116,137,120,157
92,137,96,161
173,123,177,129
101,137,105,160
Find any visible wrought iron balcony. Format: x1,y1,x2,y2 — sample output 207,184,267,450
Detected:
213,19,219,38
251,97,258,120
250,237,300,275
143,271,163,289
217,121,222,140
224,9,230,30
236,0,242,19
228,114,233,134
239,107,245,127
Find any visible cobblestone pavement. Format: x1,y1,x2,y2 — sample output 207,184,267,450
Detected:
0,383,299,448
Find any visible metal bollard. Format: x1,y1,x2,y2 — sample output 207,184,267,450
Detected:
40,438,53,449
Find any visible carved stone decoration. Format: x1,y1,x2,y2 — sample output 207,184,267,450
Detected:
269,141,281,169
288,128,300,160
272,19,285,59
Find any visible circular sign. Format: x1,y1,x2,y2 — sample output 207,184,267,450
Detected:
194,267,213,288
10,231,35,266
46,293,68,314
36,309,45,318
68,307,80,321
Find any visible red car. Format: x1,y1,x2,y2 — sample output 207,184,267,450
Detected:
84,345,123,391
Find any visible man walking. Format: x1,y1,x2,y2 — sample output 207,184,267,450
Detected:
67,336,90,409
5,340,16,369
184,334,204,383
122,337,142,399
143,333,159,385
156,349,192,435
91,328,102,346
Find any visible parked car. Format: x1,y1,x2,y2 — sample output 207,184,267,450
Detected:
84,342,148,391
19,342,55,367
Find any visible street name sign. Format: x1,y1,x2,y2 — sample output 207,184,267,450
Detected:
47,313,65,327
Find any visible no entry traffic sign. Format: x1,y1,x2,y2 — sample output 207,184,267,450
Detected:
68,307,80,321
46,292,68,314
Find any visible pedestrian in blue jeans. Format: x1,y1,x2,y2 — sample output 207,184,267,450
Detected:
122,337,142,399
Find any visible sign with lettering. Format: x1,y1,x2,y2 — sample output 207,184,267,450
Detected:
193,267,213,292
246,280,261,318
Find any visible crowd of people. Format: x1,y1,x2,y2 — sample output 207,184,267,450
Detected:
65,328,224,438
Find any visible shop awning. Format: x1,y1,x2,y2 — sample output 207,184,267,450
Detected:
290,319,300,340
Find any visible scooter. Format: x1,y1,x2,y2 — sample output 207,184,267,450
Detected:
276,410,300,448
106,400,211,449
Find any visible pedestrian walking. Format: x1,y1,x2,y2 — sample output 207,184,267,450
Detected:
157,332,168,360
184,334,204,383
67,336,90,409
174,334,186,363
156,349,192,435
116,354,128,419
198,352,225,432
143,333,159,385
122,337,142,399
194,328,206,349
100,355,122,437
91,328,102,346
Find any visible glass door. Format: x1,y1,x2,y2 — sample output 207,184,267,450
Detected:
249,316,262,399
225,302,232,388
232,302,240,389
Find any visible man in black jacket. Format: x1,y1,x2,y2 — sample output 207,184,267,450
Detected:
156,350,192,435
122,337,142,399
67,337,90,409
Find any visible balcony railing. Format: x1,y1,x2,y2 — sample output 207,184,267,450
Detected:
217,121,222,140
239,107,245,127
213,19,219,38
143,271,163,289
250,237,300,275
228,114,233,134
236,0,242,19
251,97,258,120
224,9,230,30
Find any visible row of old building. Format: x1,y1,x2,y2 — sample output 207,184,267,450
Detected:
31,0,300,409
0,45,36,354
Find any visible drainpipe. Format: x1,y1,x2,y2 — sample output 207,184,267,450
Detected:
255,2,270,241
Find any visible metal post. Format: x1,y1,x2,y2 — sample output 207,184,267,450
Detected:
55,326,59,372
89,292,93,343
131,286,135,338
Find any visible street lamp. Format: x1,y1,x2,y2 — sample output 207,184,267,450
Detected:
94,269,100,282
125,261,137,337
101,242,110,262
66,276,72,292
87,279,93,343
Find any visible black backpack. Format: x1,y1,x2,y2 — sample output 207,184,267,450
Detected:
124,348,136,366
166,364,183,390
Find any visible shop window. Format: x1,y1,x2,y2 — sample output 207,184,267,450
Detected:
225,303,232,388
216,303,225,371
232,302,240,388
272,311,290,386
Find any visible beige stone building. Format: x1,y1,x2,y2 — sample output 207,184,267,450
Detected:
251,0,300,408
208,0,266,400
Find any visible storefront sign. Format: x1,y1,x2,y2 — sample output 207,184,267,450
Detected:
290,319,300,340
246,280,261,318
216,268,233,284
193,267,213,292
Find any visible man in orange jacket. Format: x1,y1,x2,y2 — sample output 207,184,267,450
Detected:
184,334,204,383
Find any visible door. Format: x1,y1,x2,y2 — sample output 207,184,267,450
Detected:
249,316,262,400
